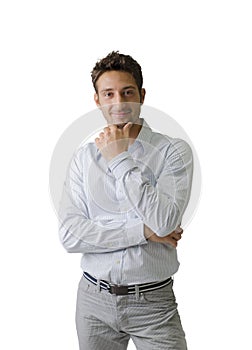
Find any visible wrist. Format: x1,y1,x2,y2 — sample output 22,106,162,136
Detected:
144,225,155,239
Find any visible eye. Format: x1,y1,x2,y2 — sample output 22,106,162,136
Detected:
124,89,134,96
104,91,113,98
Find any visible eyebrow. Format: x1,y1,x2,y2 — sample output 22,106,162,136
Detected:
100,85,137,93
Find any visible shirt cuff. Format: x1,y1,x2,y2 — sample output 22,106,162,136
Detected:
108,151,136,179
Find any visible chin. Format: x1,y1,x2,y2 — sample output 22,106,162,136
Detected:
116,123,127,129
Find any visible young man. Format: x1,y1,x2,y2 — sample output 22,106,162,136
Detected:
59,51,193,349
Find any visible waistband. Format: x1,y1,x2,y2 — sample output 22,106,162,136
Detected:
83,271,172,296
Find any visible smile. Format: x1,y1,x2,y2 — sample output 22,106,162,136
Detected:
110,111,131,117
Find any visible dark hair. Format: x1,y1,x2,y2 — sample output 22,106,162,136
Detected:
91,51,143,94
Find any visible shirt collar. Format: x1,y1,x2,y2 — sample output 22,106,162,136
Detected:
129,118,153,154
136,118,152,144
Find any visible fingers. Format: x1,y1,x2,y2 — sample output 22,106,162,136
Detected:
106,124,117,132
95,137,102,147
95,132,104,148
175,226,183,234
96,123,132,143
147,227,185,248
165,230,183,248
95,127,111,145
103,127,111,135
123,122,133,133
171,232,182,241
106,122,132,134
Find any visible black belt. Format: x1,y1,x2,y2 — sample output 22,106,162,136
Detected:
83,271,172,296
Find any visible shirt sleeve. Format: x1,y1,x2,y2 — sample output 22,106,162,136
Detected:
58,148,147,254
108,138,193,237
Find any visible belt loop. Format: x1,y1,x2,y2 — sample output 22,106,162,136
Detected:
135,285,140,300
96,279,101,292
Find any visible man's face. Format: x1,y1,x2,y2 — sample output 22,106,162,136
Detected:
94,70,145,127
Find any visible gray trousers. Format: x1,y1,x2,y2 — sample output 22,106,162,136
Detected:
76,276,187,350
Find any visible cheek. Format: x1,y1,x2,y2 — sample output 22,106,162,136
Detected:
100,106,113,122
131,104,141,116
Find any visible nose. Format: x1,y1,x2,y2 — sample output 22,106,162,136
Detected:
113,92,126,104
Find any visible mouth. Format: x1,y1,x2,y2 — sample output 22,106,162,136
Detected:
110,110,132,118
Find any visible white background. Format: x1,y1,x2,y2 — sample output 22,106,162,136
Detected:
0,1,251,349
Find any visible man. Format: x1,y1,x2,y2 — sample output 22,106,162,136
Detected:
59,51,193,349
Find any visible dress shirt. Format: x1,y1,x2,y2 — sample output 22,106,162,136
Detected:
59,119,193,284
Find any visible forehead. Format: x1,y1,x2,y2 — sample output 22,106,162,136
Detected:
96,71,137,91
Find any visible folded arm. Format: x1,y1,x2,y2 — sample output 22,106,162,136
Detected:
108,139,193,237
58,151,147,254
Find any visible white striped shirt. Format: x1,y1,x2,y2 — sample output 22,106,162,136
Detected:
59,119,193,284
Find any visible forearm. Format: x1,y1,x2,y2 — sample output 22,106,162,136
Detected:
108,142,193,237
144,224,183,248
59,219,145,254
59,147,148,253
59,189,146,253
109,159,192,236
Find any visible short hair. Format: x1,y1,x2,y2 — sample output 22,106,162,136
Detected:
91,51,143,94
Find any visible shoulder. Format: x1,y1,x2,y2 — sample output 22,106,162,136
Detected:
70,142,98,171
74,141,97,159
150,130,192,158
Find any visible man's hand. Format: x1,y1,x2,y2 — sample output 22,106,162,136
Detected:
144,225,183,248
95,123,133,161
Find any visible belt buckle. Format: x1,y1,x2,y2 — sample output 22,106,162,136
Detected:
109,284,129,295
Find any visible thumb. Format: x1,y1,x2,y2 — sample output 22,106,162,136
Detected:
123,122,133,133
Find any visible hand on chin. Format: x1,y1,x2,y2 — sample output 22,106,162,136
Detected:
116,122,127,129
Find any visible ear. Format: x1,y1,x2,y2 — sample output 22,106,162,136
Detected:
94,93,100,107
140,88,146,104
